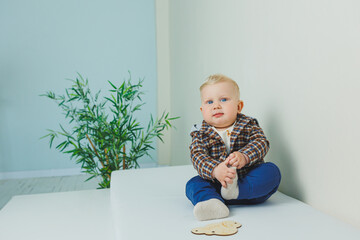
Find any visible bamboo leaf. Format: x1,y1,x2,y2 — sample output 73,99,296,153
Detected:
108,80,117,89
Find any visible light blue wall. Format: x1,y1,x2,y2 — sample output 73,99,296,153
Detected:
0,0,157,173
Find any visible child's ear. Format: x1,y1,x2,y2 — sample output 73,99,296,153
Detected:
237,100,244,113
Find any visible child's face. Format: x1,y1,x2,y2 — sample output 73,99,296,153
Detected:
200,82,244,130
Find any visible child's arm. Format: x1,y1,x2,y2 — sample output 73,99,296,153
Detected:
238,118,269,166
190,124,243,185
190,132,236,186
190,131,228,181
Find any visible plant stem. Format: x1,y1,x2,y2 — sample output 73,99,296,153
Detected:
123,145,126,170
116,153,119,170
86,133,110,179
105,148,110,166
86,134,103,166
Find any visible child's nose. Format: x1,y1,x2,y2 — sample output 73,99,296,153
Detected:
213,101,221,109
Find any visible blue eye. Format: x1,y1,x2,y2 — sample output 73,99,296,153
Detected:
206,100,213,104
220,98,227,102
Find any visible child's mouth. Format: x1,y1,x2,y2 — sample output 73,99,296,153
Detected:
213,113,224,118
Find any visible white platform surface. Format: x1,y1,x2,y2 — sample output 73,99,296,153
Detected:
111,165,360,240
1,165,359,240
0,189,115,240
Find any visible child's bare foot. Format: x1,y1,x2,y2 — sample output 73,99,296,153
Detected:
193,198,229,221
221,167,239,200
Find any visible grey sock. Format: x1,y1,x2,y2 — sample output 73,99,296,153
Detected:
193,198,229,221
221,167,239,200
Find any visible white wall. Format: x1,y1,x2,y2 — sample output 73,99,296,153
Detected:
0,0,158,176
155,0,172,165
157,0,360,228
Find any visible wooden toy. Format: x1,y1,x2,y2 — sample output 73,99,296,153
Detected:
191,220,242,236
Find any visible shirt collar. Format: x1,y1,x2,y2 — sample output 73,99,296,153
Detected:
200,113,250,137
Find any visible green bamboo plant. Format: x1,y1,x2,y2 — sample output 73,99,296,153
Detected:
41,73,178,188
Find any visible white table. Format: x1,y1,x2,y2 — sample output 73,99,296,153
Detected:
110,165,360,240
1,165,359,240
0,189,115,240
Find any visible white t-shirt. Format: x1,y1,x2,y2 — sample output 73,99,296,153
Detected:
212,125,234,155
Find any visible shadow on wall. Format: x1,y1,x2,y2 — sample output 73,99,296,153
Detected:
0,73,12,171
265,111,305,202
0,105,12,172
0,61,12,170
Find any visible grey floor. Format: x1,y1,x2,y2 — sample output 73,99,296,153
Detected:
0,174,100,210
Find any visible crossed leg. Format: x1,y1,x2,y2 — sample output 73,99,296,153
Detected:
186,162,281,220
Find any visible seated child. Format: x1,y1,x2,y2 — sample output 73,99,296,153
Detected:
186,74,281,221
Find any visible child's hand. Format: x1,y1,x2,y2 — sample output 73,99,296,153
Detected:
212,158,237,188
227,152,247,169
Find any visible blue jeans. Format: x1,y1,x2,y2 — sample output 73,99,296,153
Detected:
186,162,281,205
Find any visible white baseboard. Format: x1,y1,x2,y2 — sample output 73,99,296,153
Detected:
0,162,159,180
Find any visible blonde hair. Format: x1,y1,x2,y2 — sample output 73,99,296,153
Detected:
200,74,240,99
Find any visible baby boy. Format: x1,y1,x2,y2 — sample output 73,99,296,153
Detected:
186,74,281,221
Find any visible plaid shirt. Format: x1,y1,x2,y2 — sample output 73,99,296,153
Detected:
190,113,269,180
